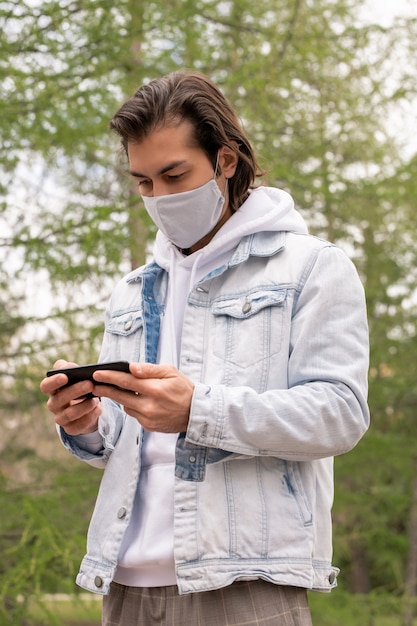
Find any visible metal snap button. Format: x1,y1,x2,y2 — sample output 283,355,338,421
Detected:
117,507,127,519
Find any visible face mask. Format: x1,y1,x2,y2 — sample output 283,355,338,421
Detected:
142,175,225,249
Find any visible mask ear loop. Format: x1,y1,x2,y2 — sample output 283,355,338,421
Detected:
214,150,230,208
213,152,220,178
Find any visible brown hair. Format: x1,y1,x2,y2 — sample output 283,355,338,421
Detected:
110,71,263,211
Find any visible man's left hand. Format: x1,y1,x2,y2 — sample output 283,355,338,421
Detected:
92,362,194,433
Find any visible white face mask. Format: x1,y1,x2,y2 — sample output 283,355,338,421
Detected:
141,174,225,250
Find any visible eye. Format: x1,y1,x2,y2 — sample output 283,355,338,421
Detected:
137,179,152,188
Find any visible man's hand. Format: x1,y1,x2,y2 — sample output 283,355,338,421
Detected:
92,362,194,433
40,359,102,436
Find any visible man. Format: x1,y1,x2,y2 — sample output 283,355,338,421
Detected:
41,71,370,626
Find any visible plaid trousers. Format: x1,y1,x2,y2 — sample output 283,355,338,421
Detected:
102,579,313,626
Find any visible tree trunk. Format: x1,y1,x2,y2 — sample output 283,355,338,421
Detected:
349,536,371,594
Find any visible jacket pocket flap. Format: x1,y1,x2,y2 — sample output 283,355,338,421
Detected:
106,310,144,336
212,289,286,319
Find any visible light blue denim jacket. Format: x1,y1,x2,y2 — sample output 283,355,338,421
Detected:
61,230,369,596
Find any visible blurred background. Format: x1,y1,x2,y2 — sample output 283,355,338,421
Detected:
1,0,417,624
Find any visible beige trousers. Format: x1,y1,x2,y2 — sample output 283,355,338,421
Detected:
102,579,313,626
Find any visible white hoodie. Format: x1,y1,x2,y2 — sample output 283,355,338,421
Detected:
114,186,308,587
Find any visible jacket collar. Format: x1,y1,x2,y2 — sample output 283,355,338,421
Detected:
228,231,287,267
127,230,288,283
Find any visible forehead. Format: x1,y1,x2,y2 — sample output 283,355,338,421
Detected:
127,120,206,172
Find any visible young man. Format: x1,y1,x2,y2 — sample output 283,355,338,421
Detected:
41,71,370,626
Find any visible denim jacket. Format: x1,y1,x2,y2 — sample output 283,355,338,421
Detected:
61,230,369,595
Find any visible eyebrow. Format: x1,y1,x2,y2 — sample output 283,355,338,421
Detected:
129,160,188,178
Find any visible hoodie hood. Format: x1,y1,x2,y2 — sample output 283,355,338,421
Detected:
153,186,308,277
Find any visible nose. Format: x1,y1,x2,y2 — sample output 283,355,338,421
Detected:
152,182,172,197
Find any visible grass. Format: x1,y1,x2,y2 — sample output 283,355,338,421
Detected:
309,589,417,626
30,594,101,625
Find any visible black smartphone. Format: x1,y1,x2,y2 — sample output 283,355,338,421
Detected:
46,361,131,388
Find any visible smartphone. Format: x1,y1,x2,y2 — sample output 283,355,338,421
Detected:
46,361,131,389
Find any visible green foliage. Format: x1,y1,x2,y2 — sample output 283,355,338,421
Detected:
309,588,408,626
0,452,101,625
333,430,416,594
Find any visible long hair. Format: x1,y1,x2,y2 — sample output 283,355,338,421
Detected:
110,71,263,211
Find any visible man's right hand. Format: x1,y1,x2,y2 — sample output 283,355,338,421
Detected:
40,359,102,436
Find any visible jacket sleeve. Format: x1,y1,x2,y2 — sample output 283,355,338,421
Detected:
185,245,369,462
58,397,126,469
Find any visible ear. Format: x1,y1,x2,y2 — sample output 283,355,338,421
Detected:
218,143,239,179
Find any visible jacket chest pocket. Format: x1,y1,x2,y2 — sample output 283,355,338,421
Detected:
211,289,287,369
105,310,144,362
